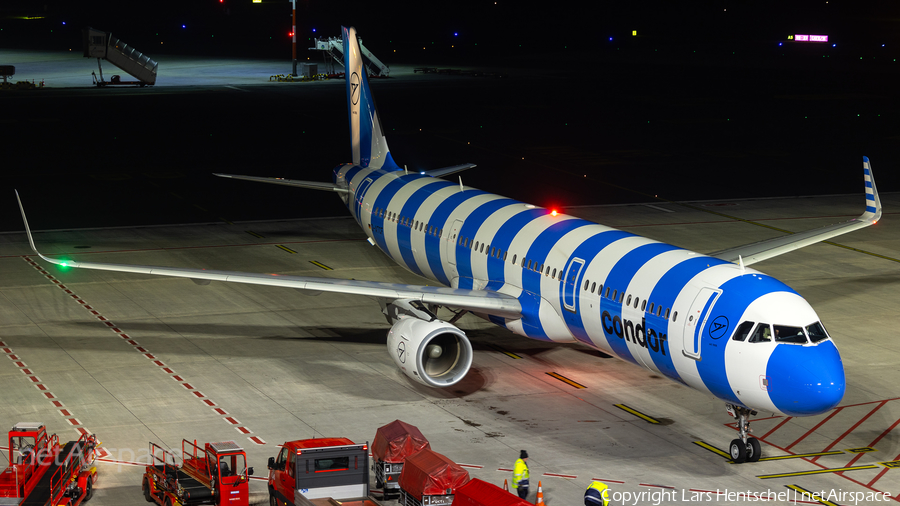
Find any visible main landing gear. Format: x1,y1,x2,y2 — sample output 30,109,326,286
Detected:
726,404,761,463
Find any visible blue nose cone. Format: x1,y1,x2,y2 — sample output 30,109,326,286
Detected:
767,339,845,416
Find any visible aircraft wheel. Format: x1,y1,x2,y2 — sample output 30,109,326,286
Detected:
729,438,747,463
747,437,761,462
143,479,153,502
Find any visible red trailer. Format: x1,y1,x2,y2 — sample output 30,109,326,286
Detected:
397,449,469,506
0,422,99,506
452,478,534,506
371,420,430,494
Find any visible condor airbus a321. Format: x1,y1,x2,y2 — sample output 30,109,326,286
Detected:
18,26,882,463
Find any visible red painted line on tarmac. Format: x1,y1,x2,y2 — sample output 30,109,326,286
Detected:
43,392,55,399
868,450,900,488
458,464,483,469
135,347,147,353
760,416,794,441
52,401,63,407
8,355,19,360
543,472,577,479
843,415,900,470
76,428,89,437
181,383,194,390
144,354,155,359
192,391,204,398
153,361,165,367
204,400,217,407
786,409,841,450
66,418,80,426
172,375,184,381
28,376,40,382
235,427,251,434
162,368,174,374
225,417,240,425
35,384,47,391
2,348,11,354
59,409,71,416
214,408,228,415
126,340,138,345
594,478,625,484
21,369,32,374
497,468,513,472
812,400,888,463
15,362,26,368
249,437,266,445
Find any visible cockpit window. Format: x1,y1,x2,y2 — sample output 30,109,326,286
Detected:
748,323,772,343
773,325,808,344
806,322,830,343
731,321,755,341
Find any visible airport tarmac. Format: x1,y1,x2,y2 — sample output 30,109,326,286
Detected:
1,191,898,506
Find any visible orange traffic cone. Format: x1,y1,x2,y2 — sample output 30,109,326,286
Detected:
503,478,510,492
535,480,544,505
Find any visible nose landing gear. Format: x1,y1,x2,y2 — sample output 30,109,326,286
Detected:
726,404,761,463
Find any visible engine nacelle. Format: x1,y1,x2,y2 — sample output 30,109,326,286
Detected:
386,317,473,387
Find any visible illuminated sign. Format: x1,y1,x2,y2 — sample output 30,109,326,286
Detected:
632,30,637,36
793,34,828,42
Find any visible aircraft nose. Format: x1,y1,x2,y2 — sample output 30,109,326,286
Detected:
767,339,845,416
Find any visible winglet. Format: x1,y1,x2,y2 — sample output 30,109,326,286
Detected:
861,156,882,223
15,191,74,268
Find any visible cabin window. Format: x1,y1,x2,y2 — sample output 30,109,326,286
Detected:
503,251,508,262
527,260,533,270
731,321,755,341
748,323,772,343
459,236,464,245
612,289,618,300
439,229,442,237
656,306,662,317
512,254,517,264
619,292,625,303
429,225,433,234
474,241,479,250
649,302,655,314
641,300,646,311
634,297,639,309
672,311,678,322
598,284,603,295
480,243,485,253
774,325,808,344
664,308,670,319
584,279,590,291
591,282,596,293
551,268,557,278
626,295,632,305
806,322,829,343
605,287,610,298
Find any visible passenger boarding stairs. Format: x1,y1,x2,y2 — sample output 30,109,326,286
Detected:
311,37,390,77
82,27,158,86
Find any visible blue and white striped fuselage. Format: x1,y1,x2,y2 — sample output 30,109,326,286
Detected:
335,163,845,418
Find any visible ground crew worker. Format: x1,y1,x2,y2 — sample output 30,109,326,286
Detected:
512,450,529,499
584,481,609,506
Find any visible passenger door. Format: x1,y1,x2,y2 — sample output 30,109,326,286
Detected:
682,287,722,360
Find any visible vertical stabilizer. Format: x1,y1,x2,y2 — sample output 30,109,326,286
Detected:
343,26,397,170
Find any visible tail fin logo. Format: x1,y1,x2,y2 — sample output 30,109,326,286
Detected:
350,72,360,105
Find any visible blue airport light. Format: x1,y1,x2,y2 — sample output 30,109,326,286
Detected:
779,42,782,46
312,28,316,32
609,37,613,41
454,32,459,36
182,25,186,29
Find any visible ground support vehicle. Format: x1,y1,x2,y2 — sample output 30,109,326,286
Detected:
397,449,469,506
142,439,253,506
371,420,430,495
452,479,533,506
0,422,99,506
268,438,371,505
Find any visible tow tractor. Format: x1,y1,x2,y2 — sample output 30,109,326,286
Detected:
142,439,253,506
0,422,99,506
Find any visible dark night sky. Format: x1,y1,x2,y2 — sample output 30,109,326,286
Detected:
3,1,900,62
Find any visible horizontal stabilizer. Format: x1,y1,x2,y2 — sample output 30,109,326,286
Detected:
710,157,882,266
213,173,348,193
424,163,476,178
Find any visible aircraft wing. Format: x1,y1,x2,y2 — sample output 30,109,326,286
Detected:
709,157,882,266
15,192,521,320
213,173,349,193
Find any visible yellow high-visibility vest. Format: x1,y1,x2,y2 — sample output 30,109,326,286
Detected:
512,458,529,488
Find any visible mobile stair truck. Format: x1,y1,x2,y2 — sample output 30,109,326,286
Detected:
141,439,253,506
371,420,430,497
0,422,99,506
267,438,378,506
83,27,158,87
397,449,469,506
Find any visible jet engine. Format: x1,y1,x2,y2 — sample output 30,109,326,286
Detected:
386,317,473,387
